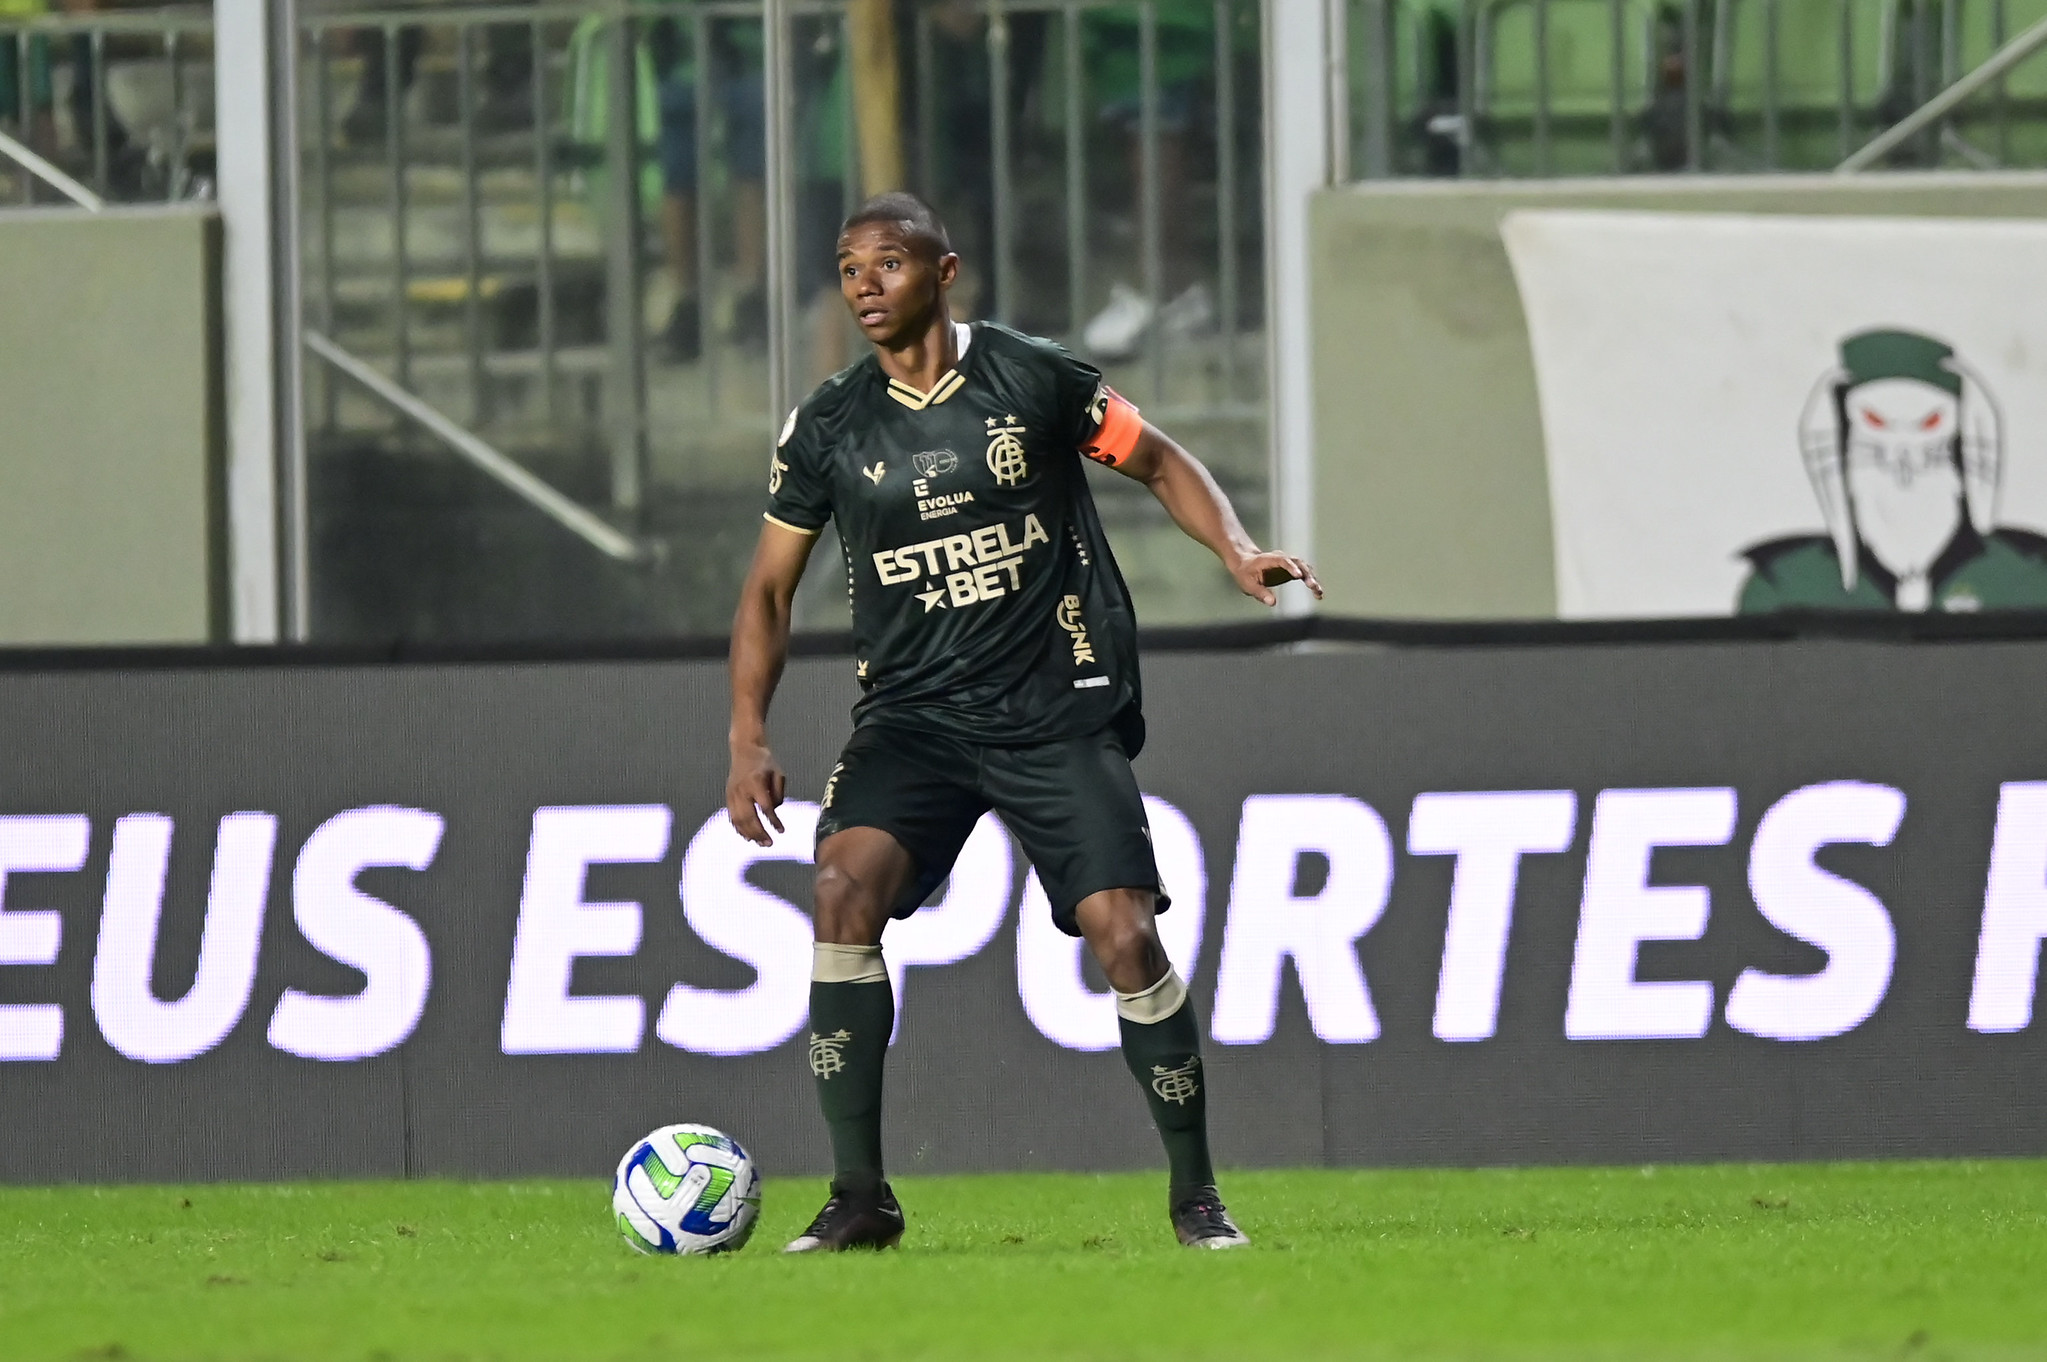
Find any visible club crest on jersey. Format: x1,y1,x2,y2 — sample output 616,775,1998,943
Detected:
913,449,958,479
985,415,1029,486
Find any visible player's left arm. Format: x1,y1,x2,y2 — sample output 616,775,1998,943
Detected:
1109,421,1323,607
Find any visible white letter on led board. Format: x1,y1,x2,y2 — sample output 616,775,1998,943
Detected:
1970,782,2047,1033
93,813,277,1064
1564,788,1734,1041
501,805,670,1055
1210,795,1393,1046
0,816,90,1061
269,806,444,1061
1724,782,1903,1041
657,803,821,1057
1409,790,1577,1042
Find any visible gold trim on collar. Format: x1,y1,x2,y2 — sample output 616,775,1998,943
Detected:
886,370,966,410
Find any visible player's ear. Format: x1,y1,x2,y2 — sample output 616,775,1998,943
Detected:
936,252,960,290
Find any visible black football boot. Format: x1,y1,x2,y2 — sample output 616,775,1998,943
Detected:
783,1179,906,1253
1170,1185,1251,1249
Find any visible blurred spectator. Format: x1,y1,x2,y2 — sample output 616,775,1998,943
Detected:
3,0,204,200
301,0,533,145
916,0,1049,319
648,12,765,362
0,0,56,156
1082,1,1215,362
1644,3,1691,171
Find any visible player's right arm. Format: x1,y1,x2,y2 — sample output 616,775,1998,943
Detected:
727,521,819,846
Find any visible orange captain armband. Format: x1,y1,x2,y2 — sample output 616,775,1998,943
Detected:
1079,384,1144,468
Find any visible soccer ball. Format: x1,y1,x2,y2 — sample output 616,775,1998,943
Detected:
612,1124,762,1255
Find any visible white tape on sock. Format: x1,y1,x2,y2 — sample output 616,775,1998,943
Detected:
1115,968,1188,1025
813,942,887,985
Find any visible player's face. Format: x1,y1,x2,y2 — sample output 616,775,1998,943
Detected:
837,223,954,346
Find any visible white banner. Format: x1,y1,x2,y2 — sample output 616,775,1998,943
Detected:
1504,209,2047,618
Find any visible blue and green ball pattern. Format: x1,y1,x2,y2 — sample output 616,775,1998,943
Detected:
611,1124,761,1255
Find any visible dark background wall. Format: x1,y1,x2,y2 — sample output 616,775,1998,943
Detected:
1,635,2043,1183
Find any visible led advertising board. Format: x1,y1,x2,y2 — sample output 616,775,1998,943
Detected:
1,639,2043,1182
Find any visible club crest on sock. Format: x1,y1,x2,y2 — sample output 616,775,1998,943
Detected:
809,1029,853,1079
1149,1057,1202,1105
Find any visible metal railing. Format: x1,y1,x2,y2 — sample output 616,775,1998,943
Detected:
288,0,1263,639
0,125,104,209
305,327,653,561
914,0,1255,411
1840,9,2047,166
0,8,214,206
1338,0,2047,177
0,0,1276,642
300,2,658,536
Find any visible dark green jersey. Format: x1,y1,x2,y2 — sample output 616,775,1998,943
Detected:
766,322,1145,750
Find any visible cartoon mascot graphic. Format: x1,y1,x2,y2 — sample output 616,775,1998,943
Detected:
1740,328,2047,613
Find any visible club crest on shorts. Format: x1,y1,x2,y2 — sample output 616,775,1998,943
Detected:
985,415,1029,486
809,1029,853,1079
1150,1057,1201,1105
913,448,958,479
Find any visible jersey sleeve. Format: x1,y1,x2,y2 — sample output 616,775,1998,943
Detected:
1046,344,1144,470
764,404,832,534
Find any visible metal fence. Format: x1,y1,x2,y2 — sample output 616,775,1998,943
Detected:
0,7,215,206
1339,0,2047,177
294,0,1265,642
913,0,1255,410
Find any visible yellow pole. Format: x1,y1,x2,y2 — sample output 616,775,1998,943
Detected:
847,0,905,195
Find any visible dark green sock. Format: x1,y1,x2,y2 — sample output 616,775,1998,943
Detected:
807,978,893,1194
1119,1000,1216,1196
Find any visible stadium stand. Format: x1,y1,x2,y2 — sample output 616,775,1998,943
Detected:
1949,0,2047,159
1353,0,2047,173
1473,0,1659,173
1710,0,1905,168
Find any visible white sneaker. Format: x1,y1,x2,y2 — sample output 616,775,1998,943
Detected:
1084,282,1154,361
1158,282,1215,339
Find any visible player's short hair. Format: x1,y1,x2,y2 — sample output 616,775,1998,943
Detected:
838,192,953,261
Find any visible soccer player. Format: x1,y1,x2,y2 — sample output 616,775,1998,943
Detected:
726,191,1320,1253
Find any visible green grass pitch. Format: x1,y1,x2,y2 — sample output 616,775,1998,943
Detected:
3,1161,2045,1360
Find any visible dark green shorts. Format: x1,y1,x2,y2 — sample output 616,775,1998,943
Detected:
813,722,1168,937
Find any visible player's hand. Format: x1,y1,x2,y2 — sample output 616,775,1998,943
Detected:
726,742,788,847
1231,551,1323,607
